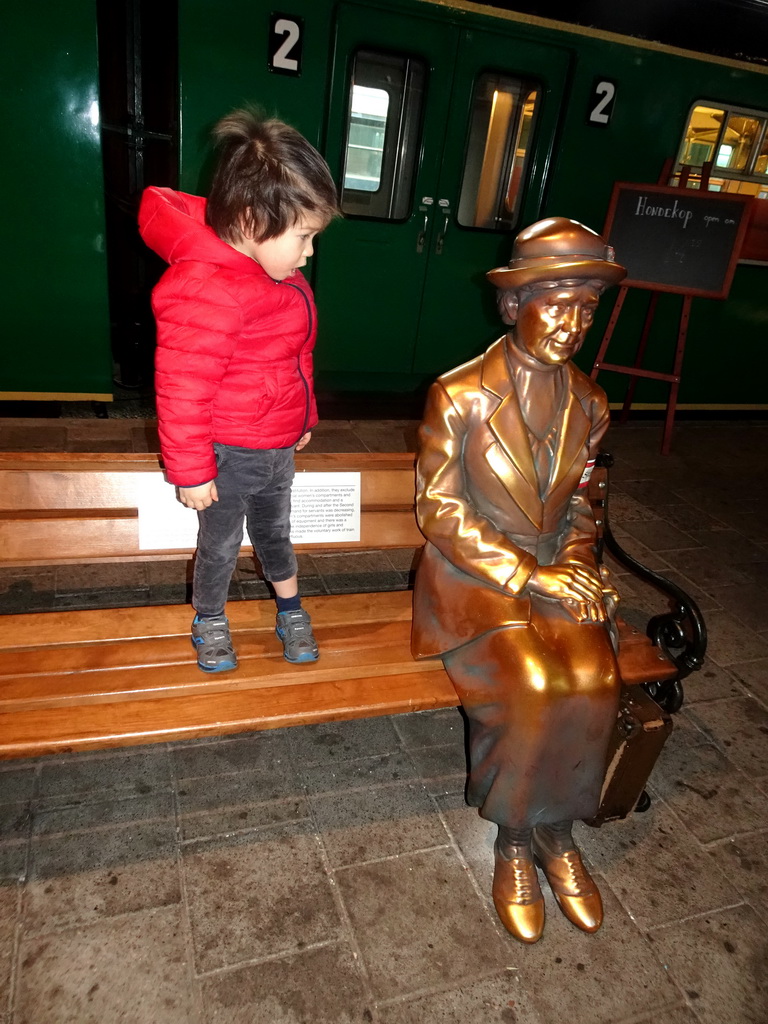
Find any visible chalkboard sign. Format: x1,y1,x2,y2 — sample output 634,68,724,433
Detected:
603,183,752,298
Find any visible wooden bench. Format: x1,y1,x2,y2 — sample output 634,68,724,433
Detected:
0,450,706,819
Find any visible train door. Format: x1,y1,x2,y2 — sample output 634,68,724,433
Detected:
314,2,571,379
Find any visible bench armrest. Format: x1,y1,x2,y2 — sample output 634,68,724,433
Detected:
595,452,708,689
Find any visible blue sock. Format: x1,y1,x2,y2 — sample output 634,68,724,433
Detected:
193,613,224,623
276,593,301,613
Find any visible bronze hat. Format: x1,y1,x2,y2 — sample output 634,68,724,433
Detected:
486,216,626,290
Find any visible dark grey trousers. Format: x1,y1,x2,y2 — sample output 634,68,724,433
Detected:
193,443,297,617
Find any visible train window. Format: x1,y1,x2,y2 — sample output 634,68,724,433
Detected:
457,73,540,230
344,86,389,192
340,50,426,220
757,134,768,177
674,101,768,195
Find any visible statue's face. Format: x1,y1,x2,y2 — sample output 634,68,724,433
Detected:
512,282,601,366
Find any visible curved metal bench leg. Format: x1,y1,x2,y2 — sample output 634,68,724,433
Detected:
642,679,685,714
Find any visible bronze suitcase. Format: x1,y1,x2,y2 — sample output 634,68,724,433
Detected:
586,685,673,827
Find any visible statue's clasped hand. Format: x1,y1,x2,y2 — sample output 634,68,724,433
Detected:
527,563,607,623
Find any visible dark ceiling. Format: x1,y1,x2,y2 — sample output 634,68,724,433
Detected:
481,0,768,65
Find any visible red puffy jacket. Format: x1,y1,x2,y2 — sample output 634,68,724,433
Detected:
138,187,318,486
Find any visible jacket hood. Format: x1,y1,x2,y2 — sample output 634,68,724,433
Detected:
138,186,253,271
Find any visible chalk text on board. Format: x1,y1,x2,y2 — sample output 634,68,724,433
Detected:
703,215,737,227
635,195,693,229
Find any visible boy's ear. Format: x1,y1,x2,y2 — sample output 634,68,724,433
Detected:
498,290,519,326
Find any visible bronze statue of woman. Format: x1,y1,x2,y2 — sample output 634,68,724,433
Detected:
412,217,627,943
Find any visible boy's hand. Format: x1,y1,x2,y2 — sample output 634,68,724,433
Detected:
178,481,218,510
295,431,312,451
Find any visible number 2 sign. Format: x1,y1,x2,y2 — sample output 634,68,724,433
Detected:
587,78,617,127
268,13,303,76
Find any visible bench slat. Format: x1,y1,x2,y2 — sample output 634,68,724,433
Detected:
615,636,678,685
0,509,423,563
0,517,142,562
0,452,419,565
0,592,414,649
0,454,416,510
0,624,448,713
0,670,461,759
0,618,412,679
0,618,676,721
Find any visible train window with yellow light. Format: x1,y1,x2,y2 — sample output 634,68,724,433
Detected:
457,72,540,230
674,101,768,193
674,101,768,262
340,50,426,220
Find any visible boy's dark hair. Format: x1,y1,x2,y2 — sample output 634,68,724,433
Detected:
206,109,340,242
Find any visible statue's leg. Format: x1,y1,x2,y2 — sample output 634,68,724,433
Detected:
443,618,619,828
491,825,544,942
526,604,617,932
532,820,603,933
443,614,619,939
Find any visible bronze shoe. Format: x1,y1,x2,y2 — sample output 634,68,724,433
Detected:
492,841,545,943
532,827,603,933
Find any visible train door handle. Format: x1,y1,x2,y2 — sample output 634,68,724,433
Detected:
435,199,451,254
416,212,430,253
416,197,434,254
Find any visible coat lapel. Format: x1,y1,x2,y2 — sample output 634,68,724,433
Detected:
481,339,543,529
547,364,592,505
481,343,592,524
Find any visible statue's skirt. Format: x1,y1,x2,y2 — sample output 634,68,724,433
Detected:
442,597,620,828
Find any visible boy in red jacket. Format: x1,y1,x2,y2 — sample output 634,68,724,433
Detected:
139,110,339,672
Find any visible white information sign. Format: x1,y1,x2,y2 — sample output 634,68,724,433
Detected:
290,471,361,543
137,471,361,551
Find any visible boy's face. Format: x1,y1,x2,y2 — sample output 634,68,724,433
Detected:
232,214,326,281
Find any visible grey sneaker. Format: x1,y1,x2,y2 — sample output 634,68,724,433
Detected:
191,615,238,673
275,608,319,663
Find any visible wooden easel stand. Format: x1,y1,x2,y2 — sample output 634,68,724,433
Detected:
591,286,692,455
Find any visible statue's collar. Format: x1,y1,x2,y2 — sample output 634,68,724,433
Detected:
481,335,564,399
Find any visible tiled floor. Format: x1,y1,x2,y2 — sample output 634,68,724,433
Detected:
1,412,767,1023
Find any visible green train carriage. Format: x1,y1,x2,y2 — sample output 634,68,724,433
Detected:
4,0,768,409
